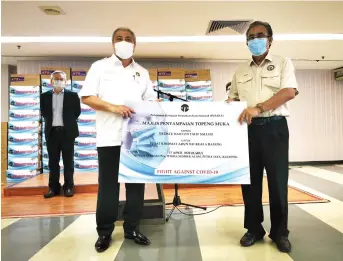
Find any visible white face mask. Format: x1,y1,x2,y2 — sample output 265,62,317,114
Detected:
115,41,134,59
53,80,66,90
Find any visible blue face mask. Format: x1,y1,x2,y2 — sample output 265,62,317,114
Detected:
248,38,268,56
128,126,169,167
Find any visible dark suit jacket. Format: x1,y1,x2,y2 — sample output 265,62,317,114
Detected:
40,90,81,141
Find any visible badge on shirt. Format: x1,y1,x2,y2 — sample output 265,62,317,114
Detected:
267,65,275,71
133,72,141,83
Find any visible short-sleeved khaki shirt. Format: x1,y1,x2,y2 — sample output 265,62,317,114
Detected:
229,53,298,117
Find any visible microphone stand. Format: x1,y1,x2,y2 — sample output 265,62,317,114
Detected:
155,89,188,102
154,89,207,222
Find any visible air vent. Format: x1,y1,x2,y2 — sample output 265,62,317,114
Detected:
39,6,65,16
206,20,253,35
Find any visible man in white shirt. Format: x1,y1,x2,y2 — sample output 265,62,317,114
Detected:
228,21,298,253
79,27,156,253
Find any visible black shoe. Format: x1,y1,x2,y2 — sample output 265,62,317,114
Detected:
240,231,265,247
95,236,111,253
44,190,59,198
270,235,292,253
64,188,74,197
124,230,151,245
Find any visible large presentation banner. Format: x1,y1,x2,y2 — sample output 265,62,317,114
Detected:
119,101,250,184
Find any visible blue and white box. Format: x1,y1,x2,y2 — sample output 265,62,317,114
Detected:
185,70,212,93
9,97,40,110
77,114,96,126
7,157,39,170
41,78,53,89
8,145,39,158
71,69,88,93
8,133,39,145
74,160,98,172
74,137,97,150
186,81,212,92
8,121,39,133
157,68,185,93
72,81,83,93
158,79,186,92
6,170,39,181
9,110,40,121
80,103,96,114
74,150,98,160
9,86,40,98
78,126,97,138
186,91,213,102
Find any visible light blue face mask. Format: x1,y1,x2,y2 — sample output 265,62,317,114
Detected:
248,38,268,56
128,126,169,167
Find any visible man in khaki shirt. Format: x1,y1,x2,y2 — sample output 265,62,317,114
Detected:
228,21,298,253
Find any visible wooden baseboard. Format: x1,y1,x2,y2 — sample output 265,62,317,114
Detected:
290,160,343,166
3,184,99,197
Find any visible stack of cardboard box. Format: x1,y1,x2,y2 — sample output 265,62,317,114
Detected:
71,68,98,172
6,75,41,182
185,69,212,102
153,68,213,102
1,122,8,183
157,68,186,102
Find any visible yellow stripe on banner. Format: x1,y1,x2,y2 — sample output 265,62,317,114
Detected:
29,214,125,261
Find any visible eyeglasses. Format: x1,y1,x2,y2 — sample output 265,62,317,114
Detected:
247,33,269,41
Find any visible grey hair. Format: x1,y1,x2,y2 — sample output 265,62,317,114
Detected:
50,70,67,81
111,27,136,44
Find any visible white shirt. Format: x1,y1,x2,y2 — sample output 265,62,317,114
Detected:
52,89,64,126
229,54,298,117
79,54,156,147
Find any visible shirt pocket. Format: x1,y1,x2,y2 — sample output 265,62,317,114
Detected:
126,76,146,101
99,72,125,104
237,74,253,99
261,72,281,94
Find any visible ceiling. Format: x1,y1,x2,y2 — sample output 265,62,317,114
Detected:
1,1,343,69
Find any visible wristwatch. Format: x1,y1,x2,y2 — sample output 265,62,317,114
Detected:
255,103,265,113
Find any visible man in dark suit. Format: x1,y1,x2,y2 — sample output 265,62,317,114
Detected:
40,71,81,198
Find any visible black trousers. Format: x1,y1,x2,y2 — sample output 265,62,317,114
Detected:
96,146,145,237
242,117,289,239
46,127,75,192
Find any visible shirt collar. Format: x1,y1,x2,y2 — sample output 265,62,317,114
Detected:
110,54,135,68
52,88,64,94
249,52,273,67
